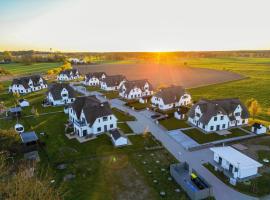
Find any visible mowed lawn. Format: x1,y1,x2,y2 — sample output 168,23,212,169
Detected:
186,57,270,121
0,62,61,75
0,110,187,200
0,88,187,200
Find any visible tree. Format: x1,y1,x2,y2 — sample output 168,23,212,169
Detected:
248,100,262,119
47,69,54,76
31,106,39,117
3,51,12,61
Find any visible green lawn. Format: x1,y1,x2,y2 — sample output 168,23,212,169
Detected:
159,118,190,130
186,57,270,121
112,108,136,122
204,163,270,197
0,109,187,200
85,86,101,92
182,128,248,144
126,101,149,110
117,122,133,134
0,62,61,75
0,89,64,118
100,91,119,99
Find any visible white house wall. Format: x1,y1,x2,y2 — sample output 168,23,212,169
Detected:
213,152,259,179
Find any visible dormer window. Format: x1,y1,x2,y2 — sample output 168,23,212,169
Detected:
196,113,201,118
214,117,217,121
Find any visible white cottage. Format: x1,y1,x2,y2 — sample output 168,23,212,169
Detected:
100,75,126,91
9,75,47,94
119,79,154,100
47,83,76,106
151,85,191,110
68,96,117,137
18,99,30,107
210,146,262,180
188,98,249,133
57,69,80,81
84,72,107,86
251,123,267,135
110,129,128,147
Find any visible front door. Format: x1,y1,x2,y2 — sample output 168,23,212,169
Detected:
104,125,107,132
218,157,222,165
83,130,87,137
229,164,233,173
216,125,220,131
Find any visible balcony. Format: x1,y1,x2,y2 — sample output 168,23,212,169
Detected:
74,120,87,127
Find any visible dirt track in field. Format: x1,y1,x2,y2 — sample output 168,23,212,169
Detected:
76,63,244,88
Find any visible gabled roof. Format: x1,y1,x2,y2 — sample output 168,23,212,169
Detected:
155,85,186,105
85,72,107,81
120,79,153,95
101,75,126,87
252,123,265,129
188,98,249,124
48,83,75,100
59,69,79,77
210,146,262,169
71,96,113,125
110,129,123,140
12,75,46,89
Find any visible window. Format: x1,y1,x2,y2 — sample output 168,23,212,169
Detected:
222,124,226,128
196,113,200,118
98,119,100,123
110,116,112,120
214,117,217,121
97,127,101,132
203,125,205,129
220,116,224,120
110,124,113,128
235,168,238,172
103,116,108,121
235,112,241,116
210,126,214,130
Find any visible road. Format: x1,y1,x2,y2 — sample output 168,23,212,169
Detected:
71,83,258,200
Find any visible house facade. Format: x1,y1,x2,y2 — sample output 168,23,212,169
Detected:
100,75,126,91
57,69,80,81
9,75,47,94
110,129,128,147
210,146,262,180
119,79,153,99
68,96,117,137
84,72,107,86
47,83,76,106
151,85,191,110
188,98,249,133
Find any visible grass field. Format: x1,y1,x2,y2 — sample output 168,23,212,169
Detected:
186,57,270,121
0,89,187,199
0,62,61,75
182,128,248,144
159,118,190,130
112,108,136,122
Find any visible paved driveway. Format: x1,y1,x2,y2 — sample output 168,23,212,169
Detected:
168,130,199,149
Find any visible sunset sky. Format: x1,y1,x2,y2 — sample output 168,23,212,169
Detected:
1,0,270,52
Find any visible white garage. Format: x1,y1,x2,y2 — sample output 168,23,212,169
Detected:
110,129,128,147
